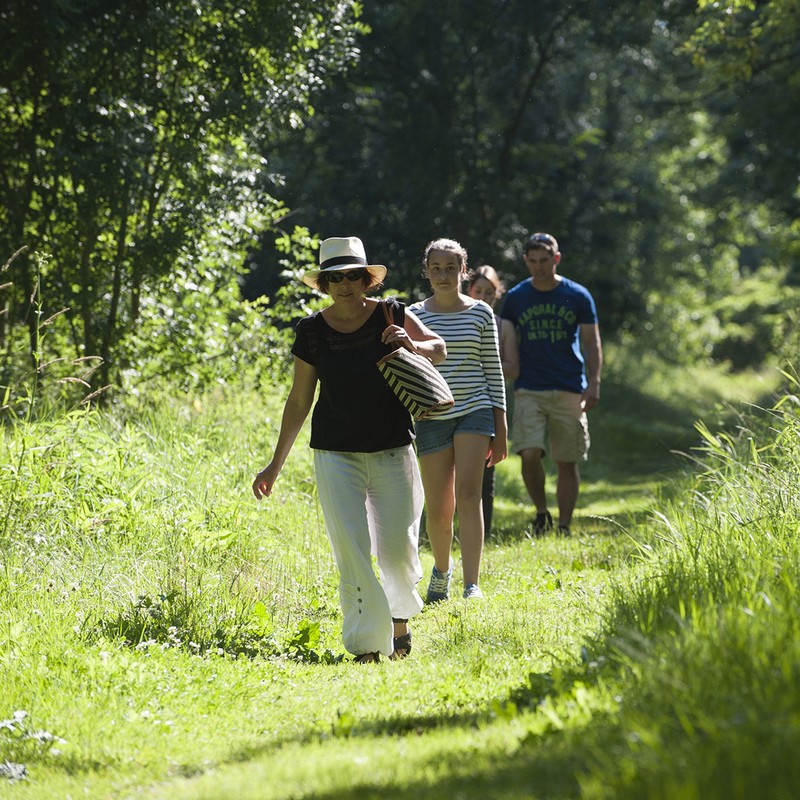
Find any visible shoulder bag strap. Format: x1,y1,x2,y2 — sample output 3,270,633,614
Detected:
382,299,394,327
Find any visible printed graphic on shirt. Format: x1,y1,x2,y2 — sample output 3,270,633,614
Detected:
518,301,578,344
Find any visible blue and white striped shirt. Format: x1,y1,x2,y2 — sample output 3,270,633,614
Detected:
408,299,506,420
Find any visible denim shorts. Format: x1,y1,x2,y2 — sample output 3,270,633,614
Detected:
415,406,495,457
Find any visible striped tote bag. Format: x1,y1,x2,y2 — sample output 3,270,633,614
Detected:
376,302,454,421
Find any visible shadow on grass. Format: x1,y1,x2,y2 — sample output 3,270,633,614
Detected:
421,369,761,551
308,731,592,800
231,371,790,799
218,655,619,800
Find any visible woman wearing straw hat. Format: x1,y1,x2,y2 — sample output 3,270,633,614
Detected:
252,236,446,663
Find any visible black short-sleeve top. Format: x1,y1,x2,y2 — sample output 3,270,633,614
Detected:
291,298,415,452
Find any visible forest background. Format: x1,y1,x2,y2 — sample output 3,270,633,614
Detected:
1,0,798,402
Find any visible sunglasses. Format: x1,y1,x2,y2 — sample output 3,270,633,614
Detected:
326,269,367,284
528,233,555,246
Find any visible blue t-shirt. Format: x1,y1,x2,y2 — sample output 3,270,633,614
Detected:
500,277,598,394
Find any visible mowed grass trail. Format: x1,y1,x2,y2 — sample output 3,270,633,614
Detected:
1,356,791,799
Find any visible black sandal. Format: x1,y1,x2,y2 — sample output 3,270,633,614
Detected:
390,632,412,660
390,618,412,660
354,652,380,663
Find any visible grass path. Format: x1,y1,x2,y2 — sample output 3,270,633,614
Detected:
2,449,648,800
136,526,635,800
1,358,787,799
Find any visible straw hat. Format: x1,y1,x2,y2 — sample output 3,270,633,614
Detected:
302,236,387,289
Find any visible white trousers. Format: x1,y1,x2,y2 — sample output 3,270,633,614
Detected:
313,445,424,657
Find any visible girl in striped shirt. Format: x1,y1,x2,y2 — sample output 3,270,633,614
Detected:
409,238,508,601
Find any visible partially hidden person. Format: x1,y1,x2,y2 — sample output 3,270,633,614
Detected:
467,265,519,538
500,232,602,538
409,238,508,601
252,236,446,663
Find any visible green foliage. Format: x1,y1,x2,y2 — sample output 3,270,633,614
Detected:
0,2,799,789
578,376,800,798
679,0,800,275
97,589,281,660
120,225,329,395
687,0,798,83
0,1,363,387
1,248,109,421
3,0,797,385
2,224,329,409
643,263,797,370
250,0,797,372
710,267,799,369
612,101,798,370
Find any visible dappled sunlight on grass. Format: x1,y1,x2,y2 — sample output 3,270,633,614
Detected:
487,355,784,545
577,478,662,517
491,464,665,541
3,362,798,799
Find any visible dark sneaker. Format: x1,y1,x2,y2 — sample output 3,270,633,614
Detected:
557,525,571,537
426,564,452,603
531,511,553,537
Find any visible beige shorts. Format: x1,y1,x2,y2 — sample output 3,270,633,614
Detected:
511,389,590,462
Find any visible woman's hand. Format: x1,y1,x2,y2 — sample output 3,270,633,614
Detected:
403,310,447,364
486,438,508,468
486,409,508,468
381,324,416,352
252,462,280,499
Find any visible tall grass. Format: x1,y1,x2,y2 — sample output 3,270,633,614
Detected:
1,326,799,798
577,371,800,798
1,389,338,654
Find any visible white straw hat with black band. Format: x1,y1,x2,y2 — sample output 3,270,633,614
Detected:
302,236,387,289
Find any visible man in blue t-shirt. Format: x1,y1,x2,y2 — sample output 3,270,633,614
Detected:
500,232,603,537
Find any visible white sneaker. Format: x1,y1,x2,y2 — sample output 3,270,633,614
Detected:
463,583,484,599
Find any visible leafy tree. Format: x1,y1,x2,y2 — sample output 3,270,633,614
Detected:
638,0,800,368
250,1,702,323
0,0,363,392
681,0,800,280
250,0,797,372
